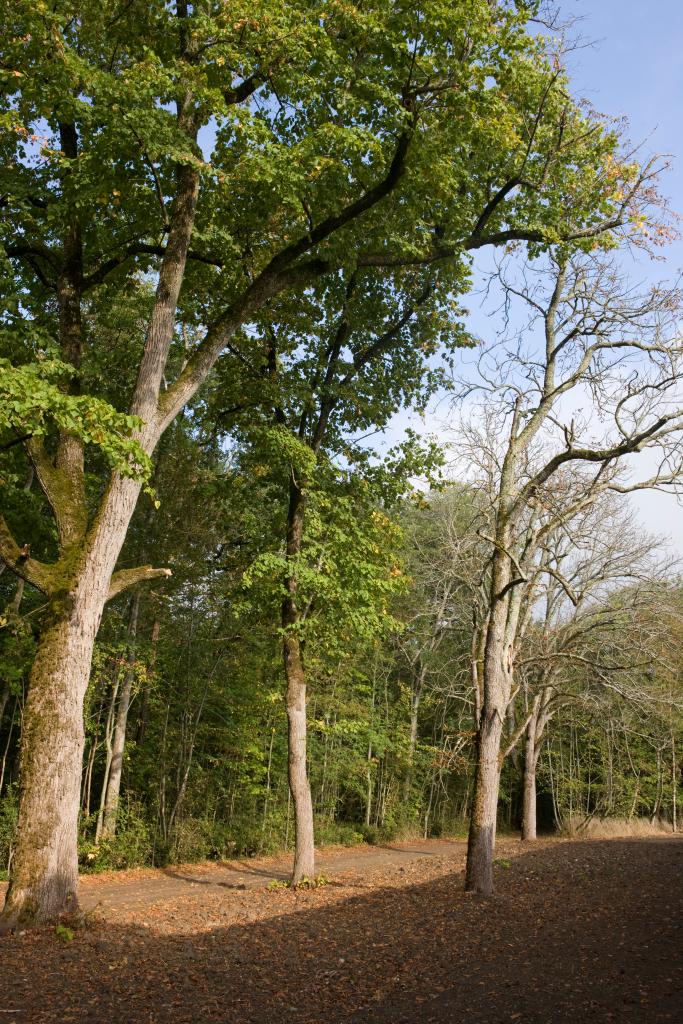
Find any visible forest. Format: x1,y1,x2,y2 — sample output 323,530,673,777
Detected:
0,0,682,973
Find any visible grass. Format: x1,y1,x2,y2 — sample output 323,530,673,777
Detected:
565,815,675,839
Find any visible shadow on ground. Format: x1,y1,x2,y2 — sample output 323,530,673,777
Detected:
2,838,681,1024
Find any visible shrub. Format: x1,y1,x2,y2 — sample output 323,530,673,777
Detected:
79,802,153,872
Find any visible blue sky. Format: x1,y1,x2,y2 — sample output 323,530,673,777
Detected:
568,0,683,274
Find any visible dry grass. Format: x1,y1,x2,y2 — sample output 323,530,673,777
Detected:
565,815,675,839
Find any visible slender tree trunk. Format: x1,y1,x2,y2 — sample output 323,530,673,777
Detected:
365,740,374,828
403,665,425,802
101,594,140,839
671,730,677,834
284,631,315,882
0,682,9,727
95,669,120,844
651,748,663,824
0,698,18,797
136,617,160,745
521,720,539,842
282,477,315,884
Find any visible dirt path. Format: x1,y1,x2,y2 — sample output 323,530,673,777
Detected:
76,836,471,914
1,836,681,1023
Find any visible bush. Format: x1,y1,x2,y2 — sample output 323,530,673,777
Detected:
314,819,365,848
358,824,381,845
79,802,153,872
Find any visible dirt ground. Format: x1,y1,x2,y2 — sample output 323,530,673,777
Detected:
1,835,681,1023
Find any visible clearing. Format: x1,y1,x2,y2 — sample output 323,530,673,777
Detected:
1,835,681,1023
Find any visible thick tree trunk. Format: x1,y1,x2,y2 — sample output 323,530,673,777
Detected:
0,476,143,928
465,543,514,897
521,722,538,842
1,596,101,925
101,594,140,839
465,706,504,896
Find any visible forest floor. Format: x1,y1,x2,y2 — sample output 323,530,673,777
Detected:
1,834,681,1023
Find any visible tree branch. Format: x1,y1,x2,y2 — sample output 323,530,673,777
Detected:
0,514,54,594
107,565,172,603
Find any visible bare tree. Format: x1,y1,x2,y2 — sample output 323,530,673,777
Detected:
447,252,683,895
514,499,678,840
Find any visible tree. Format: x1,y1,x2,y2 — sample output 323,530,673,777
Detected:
0,0,662,925
513,500,675,840
449,253,683,894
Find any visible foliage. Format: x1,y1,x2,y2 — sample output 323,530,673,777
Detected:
0,359,151,479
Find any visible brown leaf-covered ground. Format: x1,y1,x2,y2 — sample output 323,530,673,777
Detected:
1,835,681,1023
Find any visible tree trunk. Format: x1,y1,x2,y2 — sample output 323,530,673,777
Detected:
521,721,538,842
285,634,315,883
136,617,160,745
0,475,144,928
95,668,120,844
465,544,514,897
403,665,425,802
671,721,678,834
101,594,140,839
465,705,504,896
0,697,18,797
282,477,315,884
1,596,102,926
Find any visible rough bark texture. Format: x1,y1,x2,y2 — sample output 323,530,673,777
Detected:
1,593,100,924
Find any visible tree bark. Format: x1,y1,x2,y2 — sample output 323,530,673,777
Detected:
95,667,120,844
101,594,140,839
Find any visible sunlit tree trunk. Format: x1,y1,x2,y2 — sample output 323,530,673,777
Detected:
282,478,315,883
521,714,539,842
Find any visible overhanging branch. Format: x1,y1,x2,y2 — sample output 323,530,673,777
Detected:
107,565,172,603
